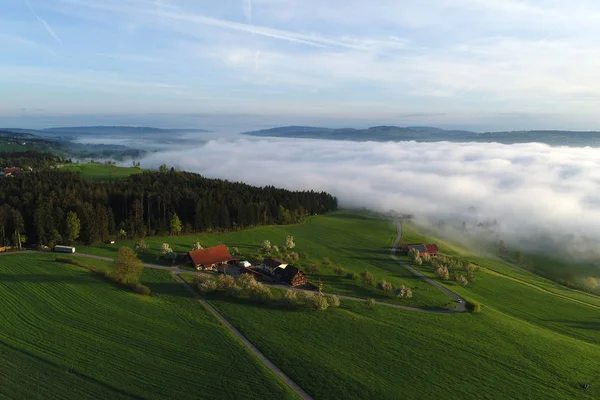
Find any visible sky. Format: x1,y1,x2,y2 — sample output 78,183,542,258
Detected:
2,0,600,130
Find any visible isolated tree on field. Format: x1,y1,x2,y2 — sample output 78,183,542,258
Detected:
361,269,375,286
378,280,393,293
65,211,80,244
455,274,469,286
262,240,272,254
285,235,296,250
367,298,376,308
160,243,173,258
585,277,599,290
217,275,237,294
405,287,413,298
515,249,524,264
272,245,280,254
134,239,148,253
334,264,346,276
422,253,431,263
408,248,421,262
113,247,144,284
415,257,423,266
498,240,507,255
170,214,182,235
436,266,450,280
192,241,203,251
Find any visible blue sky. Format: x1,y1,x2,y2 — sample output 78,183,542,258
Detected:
1,0,600,129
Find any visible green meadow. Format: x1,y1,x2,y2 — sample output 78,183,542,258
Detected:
0,253,297,400
59,163,145,180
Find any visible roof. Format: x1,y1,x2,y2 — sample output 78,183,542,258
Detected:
273,265,303,283
424,244,439,254
262,257,286,269
189,245,237,266
3,167,20,174
407,244,428,254
240,267,262,277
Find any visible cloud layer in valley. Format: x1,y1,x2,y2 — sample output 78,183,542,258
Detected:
142,137,600,251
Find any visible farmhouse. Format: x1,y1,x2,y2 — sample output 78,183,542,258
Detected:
188,245,239,271
424,244,439,257
401,243,440,257
273,265,307,287
261,257,288,273
2,167,21,176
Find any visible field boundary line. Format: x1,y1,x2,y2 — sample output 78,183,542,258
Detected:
171,272,313,400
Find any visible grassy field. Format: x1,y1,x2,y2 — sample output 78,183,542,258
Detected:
0,253,297,400
80,212,455,309
59,163,145,180
206,294,600,399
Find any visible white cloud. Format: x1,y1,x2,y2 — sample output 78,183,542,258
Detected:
141,137,600,249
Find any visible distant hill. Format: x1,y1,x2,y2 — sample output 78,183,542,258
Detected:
40,126,210,136
244,126,600,147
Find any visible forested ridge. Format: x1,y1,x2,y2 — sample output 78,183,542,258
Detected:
0,170,337,247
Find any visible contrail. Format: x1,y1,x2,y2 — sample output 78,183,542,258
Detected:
25,0,62,45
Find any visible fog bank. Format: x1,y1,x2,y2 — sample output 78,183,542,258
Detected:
141,138,600,248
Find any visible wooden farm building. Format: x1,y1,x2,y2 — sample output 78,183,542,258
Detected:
273,265,307,287
401,243,439,257
188,245,239,271
261,257,288,273
239,267,263,279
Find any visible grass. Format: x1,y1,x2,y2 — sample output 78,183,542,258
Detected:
80,211,456,310
0,253,297,400
59,163,145,180
208,295,600,399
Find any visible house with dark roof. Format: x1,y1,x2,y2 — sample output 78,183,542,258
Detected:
273,265,307,287
406,244,428,257
188,245,239,271
260,257,288,273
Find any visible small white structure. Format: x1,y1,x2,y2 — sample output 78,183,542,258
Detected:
55,245,76,253
239,260,252,268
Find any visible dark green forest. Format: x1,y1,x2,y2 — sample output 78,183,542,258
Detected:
0,170,337,247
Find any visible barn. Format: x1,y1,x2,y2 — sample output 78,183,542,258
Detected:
273,265,308,287
424,244,439,257
188,245,239,271
261,257,288,274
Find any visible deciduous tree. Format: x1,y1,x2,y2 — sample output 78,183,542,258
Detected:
113,247,144,284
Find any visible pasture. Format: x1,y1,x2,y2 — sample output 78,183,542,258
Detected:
60,163,144,180
0,253,297,400
80,212,456,309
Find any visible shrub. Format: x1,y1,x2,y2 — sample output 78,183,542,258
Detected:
367,298,376,308
360,269,375,286
298,291,316,305
422,253,431,263
192,241,203,251
328,294,341,308
306,263,319,274
300,251,308,260
334,264,346,276
261,240,272,253
346,272,359,281
312,294,329,311
196,278,217,294
249,284,272,303
272,245,280,254
408,248,420,262
456,274,469,286
378,280,393,293
231,246,239,255
415,257,423,266
405,287,413,298
285,235,296,250
194,274,213,285
131,284,151,296
436,266,450,280
283,289,298,305
465,298,482,313
237,273,258,290
217,275,237,293
134,240,148,253
287,252,299,263
322,257,332,265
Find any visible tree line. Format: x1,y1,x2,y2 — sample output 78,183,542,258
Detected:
0,169,338,247
0,151,67,169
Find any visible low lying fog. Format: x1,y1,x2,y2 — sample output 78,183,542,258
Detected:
141,137,600,254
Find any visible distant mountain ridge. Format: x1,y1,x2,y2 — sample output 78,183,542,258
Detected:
243,126,600,147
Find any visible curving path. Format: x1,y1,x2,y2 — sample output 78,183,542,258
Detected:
391,221,466,312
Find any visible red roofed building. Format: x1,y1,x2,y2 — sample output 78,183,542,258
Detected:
3,167,21,176
424,244,439,257
188,245,239,271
